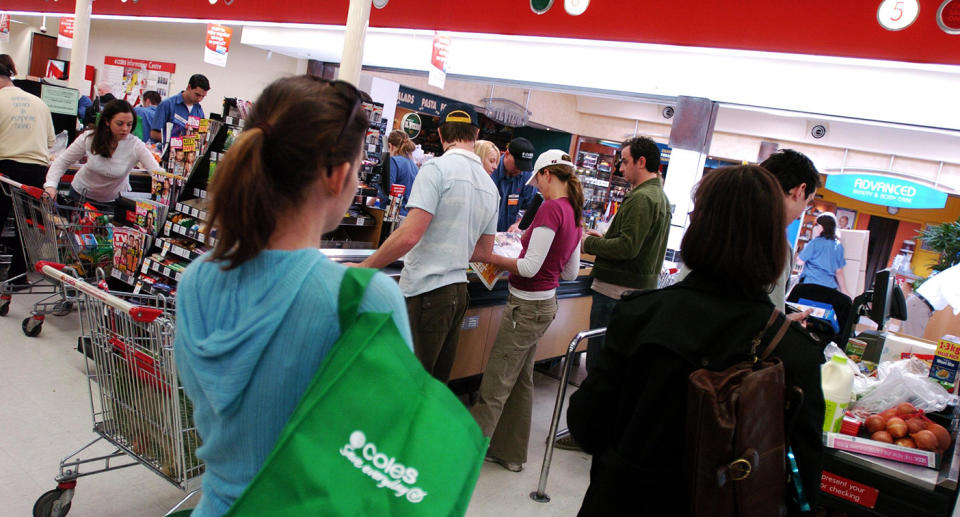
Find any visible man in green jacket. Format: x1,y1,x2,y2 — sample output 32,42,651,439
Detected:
583,136,671,369
556,136,670,452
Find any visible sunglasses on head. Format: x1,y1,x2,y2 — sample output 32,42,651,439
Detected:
307,78,372,176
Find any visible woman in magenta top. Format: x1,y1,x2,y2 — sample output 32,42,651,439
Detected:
469,149,583,472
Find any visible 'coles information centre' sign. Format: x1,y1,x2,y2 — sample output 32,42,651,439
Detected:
825,174,948,209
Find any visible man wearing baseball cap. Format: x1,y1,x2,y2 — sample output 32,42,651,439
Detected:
358,102,499,383
491,137,537,232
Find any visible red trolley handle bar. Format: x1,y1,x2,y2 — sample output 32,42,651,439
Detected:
36,262,164,323
0,174,46,199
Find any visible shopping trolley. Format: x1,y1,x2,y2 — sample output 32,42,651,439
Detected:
0,174,114,336
33,263,202,517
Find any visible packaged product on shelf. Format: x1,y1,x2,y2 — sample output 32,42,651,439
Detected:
134,200,165,235
169,137,185,175
198,118,210,135
186,116,201,134
113,227,148,275
150,172,181,205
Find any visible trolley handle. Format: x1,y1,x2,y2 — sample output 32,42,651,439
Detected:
36,262,164,323
0,174,46,199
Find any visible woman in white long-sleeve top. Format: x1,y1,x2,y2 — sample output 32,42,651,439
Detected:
45,99,161,206
469,149,584,472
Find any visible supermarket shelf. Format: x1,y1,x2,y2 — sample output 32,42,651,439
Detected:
141,257,184,283
110,268,138,286
176,201,208,222
164,220,217,246
340,215,376,227
158,237,207,262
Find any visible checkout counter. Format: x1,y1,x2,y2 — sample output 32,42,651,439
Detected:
323,247,595,382
821,421,960,516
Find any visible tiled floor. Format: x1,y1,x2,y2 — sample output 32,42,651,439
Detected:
0,290,590,516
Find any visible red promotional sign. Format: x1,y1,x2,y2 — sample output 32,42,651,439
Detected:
820,471,879,509
104,56,176,74
390,184,407,197
0,14,10,43
57,16,74,49
204,23,232,67
428,32,450,88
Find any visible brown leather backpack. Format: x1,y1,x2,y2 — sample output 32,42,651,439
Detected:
685,309,793,517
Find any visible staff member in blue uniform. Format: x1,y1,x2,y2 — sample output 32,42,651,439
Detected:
491,137,536,232
150,74,210,143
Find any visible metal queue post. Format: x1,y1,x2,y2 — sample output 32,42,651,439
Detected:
531,327,606,503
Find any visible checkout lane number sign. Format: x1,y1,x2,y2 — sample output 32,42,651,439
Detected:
824,174,948,209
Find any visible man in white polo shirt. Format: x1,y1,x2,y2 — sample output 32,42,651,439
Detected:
359,102,500,382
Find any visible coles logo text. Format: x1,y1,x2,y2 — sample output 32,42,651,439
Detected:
340,430,427,503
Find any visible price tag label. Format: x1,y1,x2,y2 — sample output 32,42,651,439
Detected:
141,263,149,274
161,240,171,256
163,267,172,277
133,281,143,295
152,261,160,272
356,217,365,226
176,272,182,281
164,221,172,235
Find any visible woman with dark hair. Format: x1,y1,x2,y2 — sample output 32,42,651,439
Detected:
798,212,848,295
45,99,161,206
174,76,412,516
0,54,17,77
567,165,825,516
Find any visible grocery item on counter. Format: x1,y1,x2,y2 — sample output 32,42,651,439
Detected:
930,335,960,392
822,354,854,432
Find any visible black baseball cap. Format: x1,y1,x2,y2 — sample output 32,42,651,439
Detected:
508,137,535,171
439,102,479,127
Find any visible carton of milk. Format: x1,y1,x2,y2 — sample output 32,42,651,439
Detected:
929,335,960,392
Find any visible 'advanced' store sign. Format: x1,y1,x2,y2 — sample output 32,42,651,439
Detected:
825,174,948,209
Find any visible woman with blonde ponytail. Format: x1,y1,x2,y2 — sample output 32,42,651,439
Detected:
385,129,418,215
173,76,413,516
469,149,583,472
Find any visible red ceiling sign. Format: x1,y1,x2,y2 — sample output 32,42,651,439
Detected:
6,0,960,65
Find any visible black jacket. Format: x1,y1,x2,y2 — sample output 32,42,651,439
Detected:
568,272,826,516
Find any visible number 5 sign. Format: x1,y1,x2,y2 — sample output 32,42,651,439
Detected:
877,0,920,30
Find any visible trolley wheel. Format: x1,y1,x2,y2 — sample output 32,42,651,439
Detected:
0,299,8,316
22,317,43,337
33,489,72,517
52,301,73,317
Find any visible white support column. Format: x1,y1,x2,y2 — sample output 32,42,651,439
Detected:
338,0,372,86
67,0,92,93
662,96,718,261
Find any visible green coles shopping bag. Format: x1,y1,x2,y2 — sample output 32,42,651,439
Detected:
225,268,488,516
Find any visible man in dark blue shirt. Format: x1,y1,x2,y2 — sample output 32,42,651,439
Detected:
490,137,536,231
150,74,210,142
134,90,162,143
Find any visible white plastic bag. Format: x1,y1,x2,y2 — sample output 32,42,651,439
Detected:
48,130,68,161
849,358,957,415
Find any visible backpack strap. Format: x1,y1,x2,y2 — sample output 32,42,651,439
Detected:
759,311,791,361
338,267,378,331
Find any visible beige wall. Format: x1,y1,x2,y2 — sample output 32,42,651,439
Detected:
2,16,302,114
0,16,70,80
82,20,301,115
